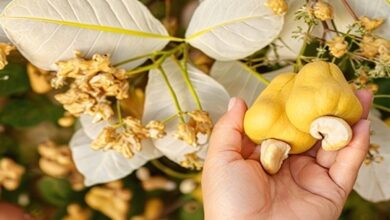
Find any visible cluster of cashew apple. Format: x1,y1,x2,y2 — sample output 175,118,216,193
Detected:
244,61,363,174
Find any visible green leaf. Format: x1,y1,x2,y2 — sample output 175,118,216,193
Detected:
37,177,72,207
177,200,204,220
0,97,64,128
374,79,390,109
0,63,29,96
0,134,17,156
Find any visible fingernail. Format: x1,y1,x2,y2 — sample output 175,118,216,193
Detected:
228,97,237,111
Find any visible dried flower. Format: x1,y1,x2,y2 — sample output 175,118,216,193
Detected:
326,36,348,58
364,144,384,165
27,63,52,94
358,16,384,32
174,123,198,147
54,85,96,117
265,0,288,16
38,141,85,190
142,176,176,191
313,1,333,21
63,204,91,220
91,127,118,151
85,181,132,220
146,120,166,139
180,153,203,170
53,52,129,123
38,141,74,177
58,111,76,127
92,117,152,158
0,43,15,70
0,158,25,191
188,110,213,135
360,35,390,59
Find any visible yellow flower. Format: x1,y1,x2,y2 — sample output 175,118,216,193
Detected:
85,181,132,220
265,0,288,16
38,141,85,191
27,63,52,94
0,158,25,191
145,120,166,139
0,43,15,70
174,123,198,147
180,153,203,170
326,36,348,58
359,16,384,32
360,35,390,59
63,204,91,220
188,110,213,135
313,1,333,21
52,52,129,123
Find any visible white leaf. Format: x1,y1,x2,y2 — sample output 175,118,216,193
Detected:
354,114,390,202
0,0,171,70
0,0,11,42
143,58,230,164
210,61,294,105
332,0,390,39
70,129,162,186
269,0,305,59
269,0,325,60
185,0,284,61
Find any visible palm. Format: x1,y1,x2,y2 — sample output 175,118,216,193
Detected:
203,93,371,220
203,153,344,220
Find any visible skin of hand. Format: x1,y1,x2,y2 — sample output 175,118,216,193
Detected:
202,90,372,220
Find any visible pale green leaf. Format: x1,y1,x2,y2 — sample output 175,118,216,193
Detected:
0,0,172,70
0,0,10,42
332,0,390,39
70,127,162,186
143,58,230,164
210,61,294,105
186,0,284,60
354,114,390,202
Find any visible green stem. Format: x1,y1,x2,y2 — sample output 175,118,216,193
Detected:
126,44,185,75
330,20,339,35
171,49,203,110
295,25,312,72
151,159,198,179
240,62,270,85
158,66,185,123
114,53,154,67
163,113,179,123
373,104,390,113
374,95,390,99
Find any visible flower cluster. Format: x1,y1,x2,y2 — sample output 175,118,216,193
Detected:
0,158,25,191
63,204,91,220
38,141,84,190
174,110,213,147
0,43,15,70
180,153,204,171
53,52,129,123
92,117,166,158
326,36,348,58
364,144,384,165
265,0,288,16
85,181,132,220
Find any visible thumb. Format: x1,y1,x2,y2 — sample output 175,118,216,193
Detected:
207,97,247,159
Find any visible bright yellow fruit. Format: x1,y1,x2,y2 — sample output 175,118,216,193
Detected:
244,61,363,154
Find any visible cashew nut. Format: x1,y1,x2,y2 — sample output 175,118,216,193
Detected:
310,116,352,151
260,139,291,175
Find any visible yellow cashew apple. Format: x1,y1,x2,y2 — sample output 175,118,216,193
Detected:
244,61,363,174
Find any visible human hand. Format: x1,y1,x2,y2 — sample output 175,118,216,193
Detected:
202,90,372,220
